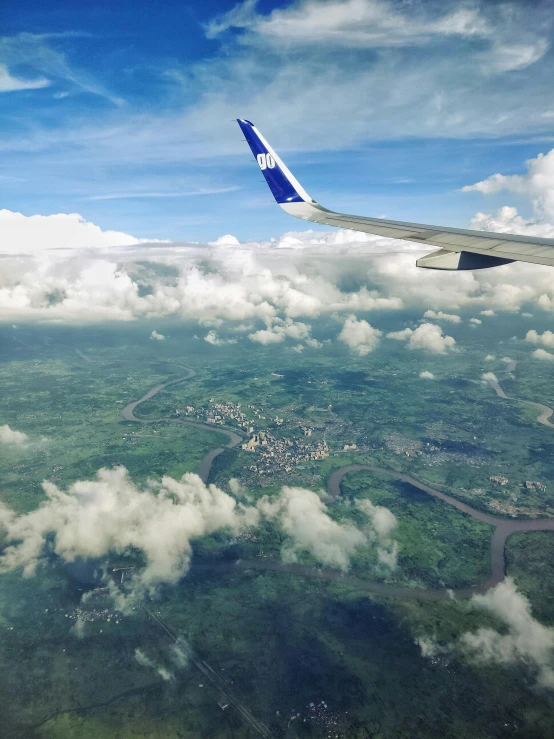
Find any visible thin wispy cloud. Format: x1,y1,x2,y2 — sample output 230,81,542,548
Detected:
87,187,239,201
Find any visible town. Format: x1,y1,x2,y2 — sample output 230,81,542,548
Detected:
179,398,331,479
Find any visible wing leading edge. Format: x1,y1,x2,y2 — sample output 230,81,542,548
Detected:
237,118,554,270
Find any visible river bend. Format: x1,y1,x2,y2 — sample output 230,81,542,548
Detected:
122,369,554,600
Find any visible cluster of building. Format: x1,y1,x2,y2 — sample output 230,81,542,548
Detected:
385,432,422,457
180,398,333,478
242,428,330,477
181,399,250,428
66,606,122,625
285,701,343,736
524,480,547,493
489,476,547,494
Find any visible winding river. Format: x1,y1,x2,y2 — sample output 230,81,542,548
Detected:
122,367,554,601
122,366,242,482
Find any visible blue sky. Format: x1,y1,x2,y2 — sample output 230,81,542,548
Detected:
1,0,554,242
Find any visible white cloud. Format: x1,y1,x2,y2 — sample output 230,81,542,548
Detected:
209,0,496,51
339,315,382,355
532,348,554,361
258,486,367,571
419,371,435,380
356,498,397,538
0,468,385,602
387,327,414,341
0,63,49,92
470,318,482,325
0,468,259,594
482,371,498,385
208,234,241,247
463,148,554,224
204,330,237,346
423,309,461,323
526,329,554,348
0,424,29,446
249,318,311,345
4,204,554,326
135,649,174,682
408,324,455,353
480,310,496,316
0,209,151,255
388,323,455,354
461,578,554,690
485,354,495,361
468,206,554,240
150,330,165,341
305,337,323,349
356,498,398,569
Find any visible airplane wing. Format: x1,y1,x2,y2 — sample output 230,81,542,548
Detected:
237,118,554,270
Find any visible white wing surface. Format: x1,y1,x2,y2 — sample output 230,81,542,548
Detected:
237,118,554,270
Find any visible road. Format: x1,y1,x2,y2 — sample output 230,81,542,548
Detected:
144,607,273,738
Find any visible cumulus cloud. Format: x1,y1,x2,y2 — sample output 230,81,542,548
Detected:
463,148,554,225
482,371,498,384
485,354,495,361
526,330,554,348
461,578,554,690
356,498,398,569
532,348,554,361
0,424,29,446
0,468,390,603
470,318,482,325
387,323,455,354
338,315,382,355
258,486,366,571
387,327,413,341
305,337,323,349
0,468,259,594
204,330,237,346
423,310,461,323
249,318,311,345
481,310,495,316
0,209,155,255
419,371,435,380
208,234,240,247
408,324,456,354
150,330,165,341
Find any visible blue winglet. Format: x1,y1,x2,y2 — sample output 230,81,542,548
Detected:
237,119,311,205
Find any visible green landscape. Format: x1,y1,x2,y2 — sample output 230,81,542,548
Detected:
1,317,554,738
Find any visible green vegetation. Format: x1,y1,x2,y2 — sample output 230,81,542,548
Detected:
506,530,554,625
337,469,492,589
2,318,554,738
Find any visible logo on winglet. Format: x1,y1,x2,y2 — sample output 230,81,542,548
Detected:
256,153,275,170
